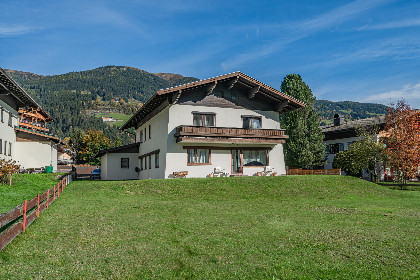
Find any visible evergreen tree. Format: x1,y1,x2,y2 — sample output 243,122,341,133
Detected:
280,74,325,168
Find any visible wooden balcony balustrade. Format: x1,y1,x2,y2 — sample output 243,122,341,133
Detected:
18,121,49,133
174,125,288,144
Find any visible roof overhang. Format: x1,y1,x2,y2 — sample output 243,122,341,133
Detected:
121,71,306,130
94,142,140,158
15,127,65,144
0,68,41,109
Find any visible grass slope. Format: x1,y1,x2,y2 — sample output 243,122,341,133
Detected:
95,113,132,127
0,176,419,279
0,174,64,213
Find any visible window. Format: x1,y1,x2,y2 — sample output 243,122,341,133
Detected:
231,90,239,100
8,112,12,127
193,113,215,127
140,158,143,170
149,156,152,169
149,125,151,139
243,150,268,166
242,116,261,129
187,149,210,165
140,131,143,143
4,141,7,156
8,143,11,156
0,139,2,154
329,143,344,154
155,152,159,168
1,108,3,123
144,127,147,141
121,158,129,168
144,156,147,169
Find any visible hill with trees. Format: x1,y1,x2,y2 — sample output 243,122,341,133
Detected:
315,100,388,126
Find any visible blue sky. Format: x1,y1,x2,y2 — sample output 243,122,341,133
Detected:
1,0,419,107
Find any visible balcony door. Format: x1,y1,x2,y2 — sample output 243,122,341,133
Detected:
231,150,243,174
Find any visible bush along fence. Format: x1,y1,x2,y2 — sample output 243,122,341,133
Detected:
0,172,75,251
286,168,341,175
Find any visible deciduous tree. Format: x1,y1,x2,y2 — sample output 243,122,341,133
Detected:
384,100,420,183
280,74,325,168
79,130,112,165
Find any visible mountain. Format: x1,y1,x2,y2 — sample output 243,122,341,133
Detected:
314,100,388,126
5,66,388,143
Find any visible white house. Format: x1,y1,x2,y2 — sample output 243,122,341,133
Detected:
0,67,62,171
97,72,305,180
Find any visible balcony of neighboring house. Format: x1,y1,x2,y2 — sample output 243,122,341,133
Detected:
18,119,49,133
174,125,288,144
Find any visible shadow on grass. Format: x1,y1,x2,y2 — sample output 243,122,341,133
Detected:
377,182,420,191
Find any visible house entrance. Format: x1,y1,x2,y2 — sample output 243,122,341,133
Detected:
231,150,242,174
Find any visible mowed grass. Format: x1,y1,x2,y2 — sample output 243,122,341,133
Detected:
0,176,419,279
0,173,64,213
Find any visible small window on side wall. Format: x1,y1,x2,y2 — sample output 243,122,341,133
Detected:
155,152,159,168
8,143,11,156
0,139,2,154
121,158,129,169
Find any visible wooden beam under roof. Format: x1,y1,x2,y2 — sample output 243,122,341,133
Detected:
248,86,260,99
226,76,239,89
275,99,289,112
206,81,217,95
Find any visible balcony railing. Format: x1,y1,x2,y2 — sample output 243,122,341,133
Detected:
18,122,49,133
174,125,288,144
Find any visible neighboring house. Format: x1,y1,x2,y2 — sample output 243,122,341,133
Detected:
322,114,386,176
96,72,305,180
57,148,74,165
0,67,63,171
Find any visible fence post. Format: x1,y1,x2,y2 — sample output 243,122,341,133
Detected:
53,185,56,201
47,189,49,209
58,182,60,197
36,194,40,218
23,200,27,233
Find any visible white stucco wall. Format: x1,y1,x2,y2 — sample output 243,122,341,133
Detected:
0,100,18,161
164,104,286,178
101,152,139,180
101,154,108,180
14,141,58,170
136,107,169,179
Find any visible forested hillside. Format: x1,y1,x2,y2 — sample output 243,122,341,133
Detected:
315,100,388,125
6,66,198,144
6,66,388,143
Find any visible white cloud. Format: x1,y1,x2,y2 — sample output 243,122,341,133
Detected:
361,18,420,30
365,82,420,108
0,26,34,36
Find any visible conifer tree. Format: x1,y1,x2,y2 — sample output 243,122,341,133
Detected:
280,74,325,168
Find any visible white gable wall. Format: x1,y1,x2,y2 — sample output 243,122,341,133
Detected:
14,141,58,170
0,100,19,161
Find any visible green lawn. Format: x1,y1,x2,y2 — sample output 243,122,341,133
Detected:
0,173,64,213
95,113,131,126
1,176,419,279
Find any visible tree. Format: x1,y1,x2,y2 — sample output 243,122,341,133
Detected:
279,74,325,168
0,159,20,186
79,130,112,165
67,128,85,163
333,126,387,182
384,100,420,183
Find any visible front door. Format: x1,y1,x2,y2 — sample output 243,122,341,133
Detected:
232,150,243,174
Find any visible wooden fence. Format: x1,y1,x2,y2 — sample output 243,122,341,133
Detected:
0,172,75,251
286,168,341,175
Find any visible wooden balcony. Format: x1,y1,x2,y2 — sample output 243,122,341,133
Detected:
18,122,49,133
174,125,288,144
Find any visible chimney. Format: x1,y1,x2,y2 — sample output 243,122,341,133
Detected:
333,114,341,126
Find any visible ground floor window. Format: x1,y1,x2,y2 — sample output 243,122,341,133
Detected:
243,150,267,166
121,158,129,168
232,149,269,173
187,149,210,165
155,152,159,168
